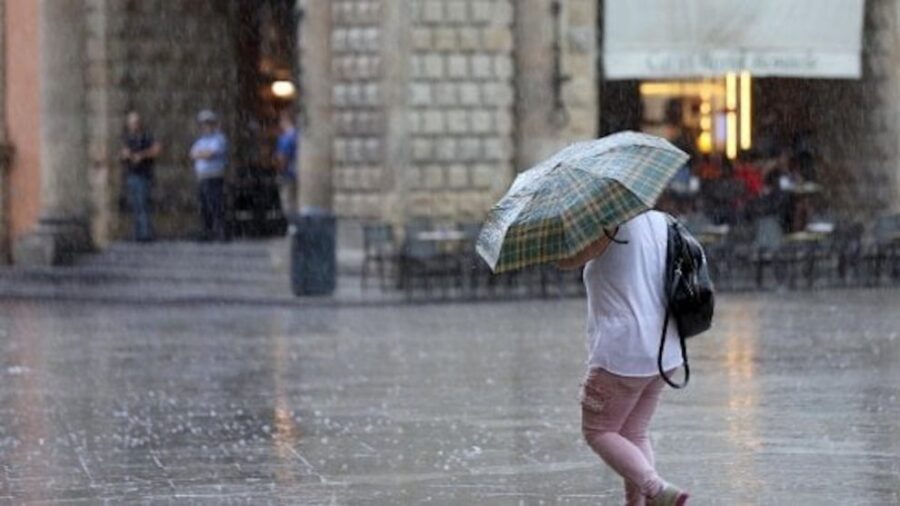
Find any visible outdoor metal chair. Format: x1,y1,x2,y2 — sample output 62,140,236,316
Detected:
830,222,864,286
456,221,525,297
752,216,785,289
679,212,742,289
865,213,900,285
456,222,491,296
680,212,713,234
776,237,817,289
703,235,734,289
534,264,584,298
361,222,396,291
399,223,464,299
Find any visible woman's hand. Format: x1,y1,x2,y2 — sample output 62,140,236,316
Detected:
555,235,612,270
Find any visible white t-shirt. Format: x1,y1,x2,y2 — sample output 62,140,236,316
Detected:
582,210,683,377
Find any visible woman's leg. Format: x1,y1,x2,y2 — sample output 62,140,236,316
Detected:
581,369,663,504
621,377,666,505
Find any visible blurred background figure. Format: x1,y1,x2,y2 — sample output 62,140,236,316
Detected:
663,120,700,216
120,111,161,243
273,110,298,220
733,153,764,204
703,159,745,226
190,110,228,242
749,154,792,231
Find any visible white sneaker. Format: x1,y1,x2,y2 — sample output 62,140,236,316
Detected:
647,483,689,506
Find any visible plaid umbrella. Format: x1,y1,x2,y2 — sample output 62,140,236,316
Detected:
476,131,689,273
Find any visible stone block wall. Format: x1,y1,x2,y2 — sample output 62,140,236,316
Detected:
329,0,388,219
323,0,517,226
402,0,515,221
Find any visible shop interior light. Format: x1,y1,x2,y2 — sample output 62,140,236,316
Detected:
725,73,737,111
726,111,738,159
725,73,738,159
640,81,724,97
699,82,714,154
740,71,752,150
697,131,713,154
271,80,296,99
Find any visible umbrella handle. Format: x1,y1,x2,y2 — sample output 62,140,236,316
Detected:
604,226,629,245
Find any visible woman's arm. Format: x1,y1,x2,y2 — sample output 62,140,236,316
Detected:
556,235,612,270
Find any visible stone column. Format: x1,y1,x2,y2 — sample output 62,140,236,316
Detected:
0,137,12,263
889,0,900,212
13,0,92,265
84,0,121,249
514,0,597,169
297,0,334,213
0,0,10,262
381,0,411,227
514,0,560,169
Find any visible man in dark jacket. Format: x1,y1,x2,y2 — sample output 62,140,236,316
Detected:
120,111,161,242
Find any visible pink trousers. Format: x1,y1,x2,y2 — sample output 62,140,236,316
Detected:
581,367,666,506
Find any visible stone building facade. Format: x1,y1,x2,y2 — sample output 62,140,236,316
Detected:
300,0,597,245
2,0,899,265
300,0,900,243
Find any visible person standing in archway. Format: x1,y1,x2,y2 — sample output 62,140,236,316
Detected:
273,110,299,220
190,110,228,242
120,111,161,242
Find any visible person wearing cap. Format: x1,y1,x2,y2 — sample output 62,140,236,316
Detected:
189,110,228,241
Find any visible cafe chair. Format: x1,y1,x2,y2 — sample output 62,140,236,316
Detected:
399,223,463,300
830,222,864,287
361,222,397,291
864,213,900,285
458,222,491,296
753,216,785,289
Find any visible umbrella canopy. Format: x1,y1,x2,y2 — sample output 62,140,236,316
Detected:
477,131,689,273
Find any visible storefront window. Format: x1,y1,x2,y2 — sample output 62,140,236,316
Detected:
639,73,752,160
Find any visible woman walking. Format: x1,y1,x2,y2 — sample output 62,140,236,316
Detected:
477,132,695,504
557,210,689,506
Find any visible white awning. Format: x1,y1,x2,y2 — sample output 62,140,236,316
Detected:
604,0,866,80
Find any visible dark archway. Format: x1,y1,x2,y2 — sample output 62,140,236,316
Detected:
230,0,299,237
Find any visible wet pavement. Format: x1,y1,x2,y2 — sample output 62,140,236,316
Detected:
0,289,898,505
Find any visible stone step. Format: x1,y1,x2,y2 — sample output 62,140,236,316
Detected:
0,240,397,306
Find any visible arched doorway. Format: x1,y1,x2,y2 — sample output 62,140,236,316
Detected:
110,0,299,241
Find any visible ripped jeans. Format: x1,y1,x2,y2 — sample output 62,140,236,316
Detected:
581,368,666,506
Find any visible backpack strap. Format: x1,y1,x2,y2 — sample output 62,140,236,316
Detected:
658,307,690,389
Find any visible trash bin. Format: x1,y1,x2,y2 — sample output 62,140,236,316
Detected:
289,211,337,296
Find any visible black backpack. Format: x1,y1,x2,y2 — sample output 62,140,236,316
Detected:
658,214,715,388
